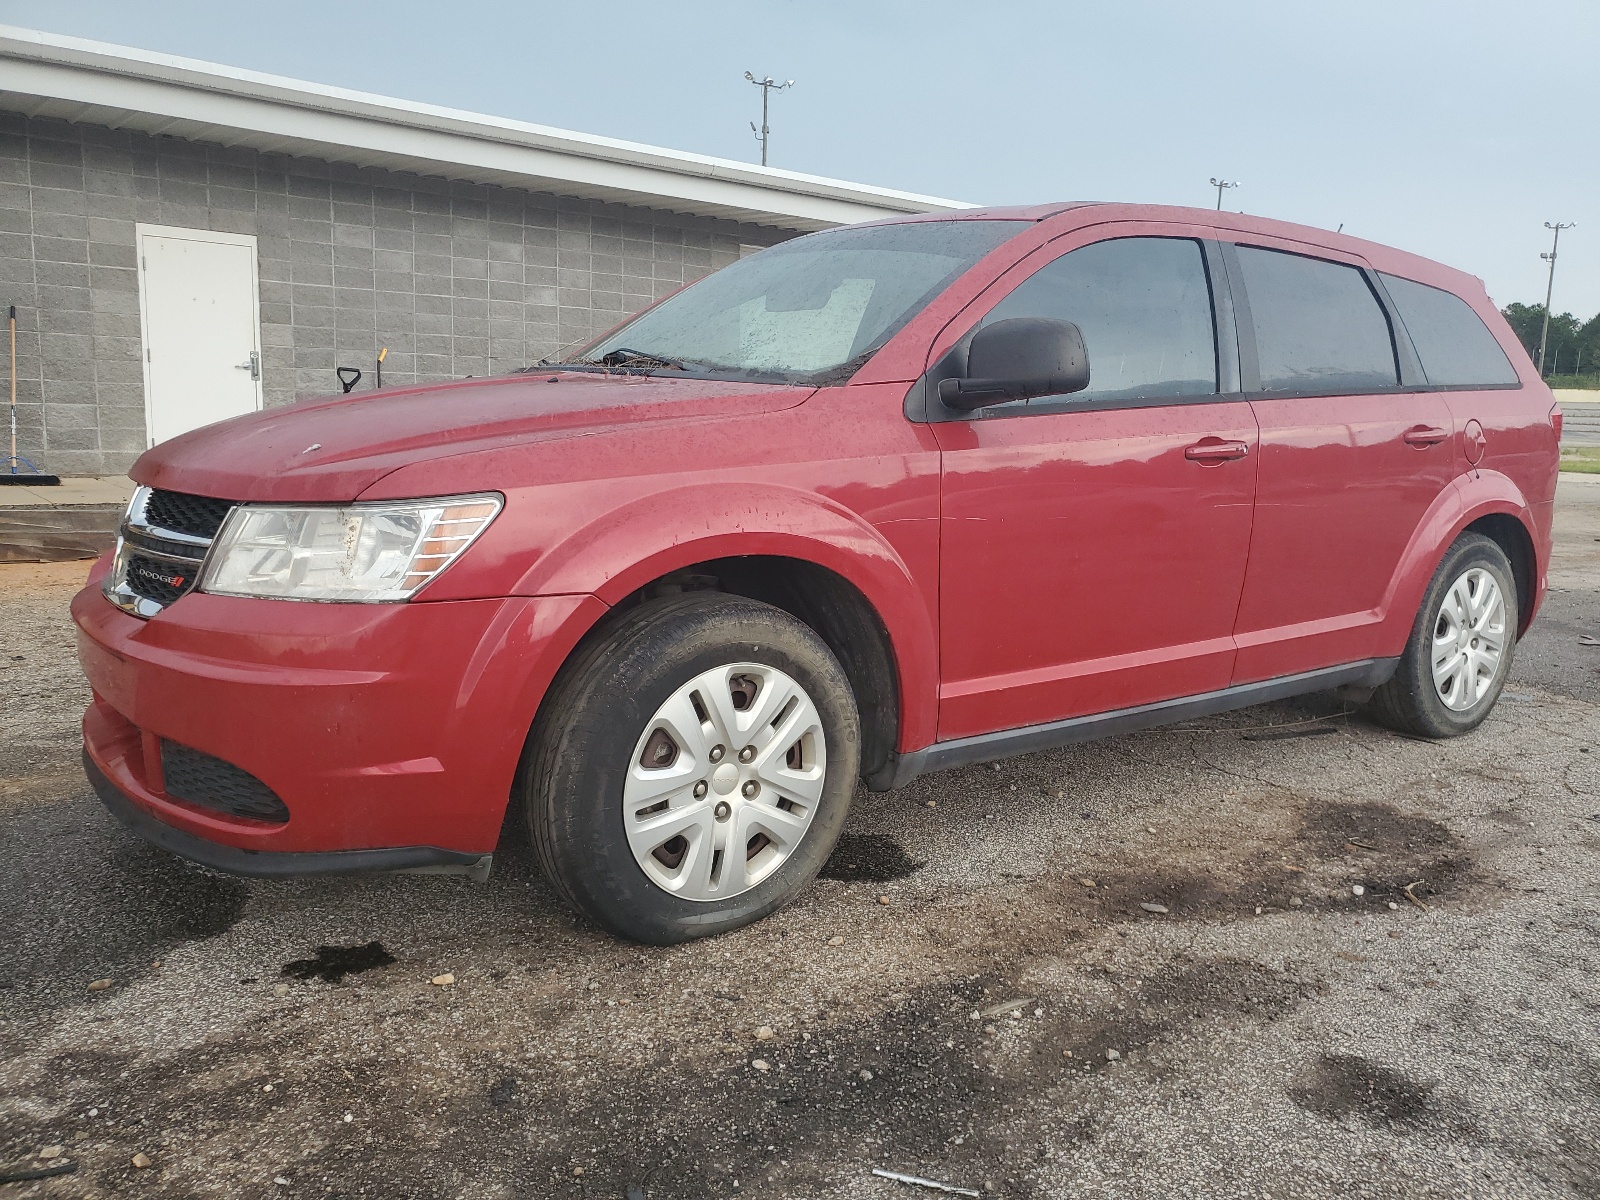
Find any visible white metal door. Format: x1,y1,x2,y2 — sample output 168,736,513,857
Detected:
136,225,263,446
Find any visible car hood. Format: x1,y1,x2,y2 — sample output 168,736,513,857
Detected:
130,372,814,503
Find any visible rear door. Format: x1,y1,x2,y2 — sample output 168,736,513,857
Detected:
1223,240,1455,682
931,231,1260,740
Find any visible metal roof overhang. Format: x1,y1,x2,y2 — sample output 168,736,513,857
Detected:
0,25,973,231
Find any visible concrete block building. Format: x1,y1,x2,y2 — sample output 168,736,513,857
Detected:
0,26,964,477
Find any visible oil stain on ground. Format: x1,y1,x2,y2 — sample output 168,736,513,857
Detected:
281,941,396,984
819,834,924,882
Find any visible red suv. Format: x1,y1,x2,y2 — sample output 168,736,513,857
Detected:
74,203,1559,943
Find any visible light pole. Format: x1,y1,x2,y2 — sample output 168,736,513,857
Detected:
1537,221,1574,376
744,72,794,167
1210,178,1239,210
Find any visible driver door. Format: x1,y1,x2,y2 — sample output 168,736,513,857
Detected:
932,232,1260,740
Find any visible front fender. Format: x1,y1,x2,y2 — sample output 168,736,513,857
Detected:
1377,469,1544,654
514,483,940,752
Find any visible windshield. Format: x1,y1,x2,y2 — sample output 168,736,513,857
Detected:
565,219,1027,384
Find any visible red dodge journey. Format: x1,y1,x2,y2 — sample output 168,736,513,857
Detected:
74,203,1559,943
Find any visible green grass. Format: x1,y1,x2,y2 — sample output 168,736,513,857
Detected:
1560,446,1600,474
1547,375,1600,390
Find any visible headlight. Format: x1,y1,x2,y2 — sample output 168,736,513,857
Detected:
201,494,502,602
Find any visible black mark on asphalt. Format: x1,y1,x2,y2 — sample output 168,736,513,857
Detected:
1242,725,1342,741
1290,1054,1435,1127
1026,958,1307,1078
1075,800,1477,920
1301,800,1476,908
281,941,396,984
6,953,1311,1197
0,1159,78,1184
819,834,924,882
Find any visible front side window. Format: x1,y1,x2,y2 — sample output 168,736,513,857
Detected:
1234,246,1398,393
570,219,1026,384
1379,273,1520,388
982,236,1218,403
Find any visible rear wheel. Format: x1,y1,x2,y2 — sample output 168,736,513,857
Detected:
1365,532,1516,738
523,593,859,943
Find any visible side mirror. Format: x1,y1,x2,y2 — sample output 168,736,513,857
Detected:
937,317,1090,410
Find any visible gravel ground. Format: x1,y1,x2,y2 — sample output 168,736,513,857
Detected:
2,480,1598,1200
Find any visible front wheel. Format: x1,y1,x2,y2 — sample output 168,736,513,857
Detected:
1365,532,1517,738
523,593,859,944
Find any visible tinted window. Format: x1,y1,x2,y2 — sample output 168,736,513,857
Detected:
984,237,1217,403
1234,246,1398,393
1379,273,1520,387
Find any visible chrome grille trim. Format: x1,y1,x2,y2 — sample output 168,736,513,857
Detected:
126,512,212,548
103,487,233,619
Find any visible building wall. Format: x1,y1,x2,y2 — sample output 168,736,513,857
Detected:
0,112,790,476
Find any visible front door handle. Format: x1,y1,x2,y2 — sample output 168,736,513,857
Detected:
1184,438,1249,464
1403,425,1448,448
234,350,260,381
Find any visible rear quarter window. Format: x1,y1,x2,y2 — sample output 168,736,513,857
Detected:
1378,273,1521,388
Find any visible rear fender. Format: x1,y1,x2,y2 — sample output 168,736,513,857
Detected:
1377,469,1541,654
514,484,939,752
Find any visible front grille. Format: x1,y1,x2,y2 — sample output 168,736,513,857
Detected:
104,486,236,618
160,741,290,824
143,490,235,541
125,555,194,606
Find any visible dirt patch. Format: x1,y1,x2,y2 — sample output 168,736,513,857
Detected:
1298,801,1477,908
2,954,1317,1199
281,942,398,984
1039,798,1480,925
0,560,90,600
1022,958,1310,1079
1290,1054,1436,1127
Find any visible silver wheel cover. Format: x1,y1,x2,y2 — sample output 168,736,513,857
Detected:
623,662,826,902
1430,566,1508,712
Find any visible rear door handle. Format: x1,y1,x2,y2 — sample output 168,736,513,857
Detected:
1184,439,1249,464
1403,425,1448,447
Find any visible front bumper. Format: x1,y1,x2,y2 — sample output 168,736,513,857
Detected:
74,575,605,865
85,752,493,879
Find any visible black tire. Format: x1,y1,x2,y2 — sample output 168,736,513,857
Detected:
1365,533,1517,738
522,592,859,944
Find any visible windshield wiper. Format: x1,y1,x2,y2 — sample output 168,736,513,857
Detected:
579,347,693,371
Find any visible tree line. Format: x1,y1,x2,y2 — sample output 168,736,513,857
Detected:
1501,303,1600,381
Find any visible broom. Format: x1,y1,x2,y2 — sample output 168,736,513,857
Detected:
2,305,59,485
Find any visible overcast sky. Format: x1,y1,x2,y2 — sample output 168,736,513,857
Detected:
5,0,1596,318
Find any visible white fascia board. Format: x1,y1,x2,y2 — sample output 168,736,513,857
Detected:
0,25,974,229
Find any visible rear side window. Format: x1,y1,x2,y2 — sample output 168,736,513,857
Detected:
984,237,1217,403
1234,246,1398,393
1379,273,1520,387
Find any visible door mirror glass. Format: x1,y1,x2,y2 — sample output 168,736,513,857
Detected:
938,318,1090,410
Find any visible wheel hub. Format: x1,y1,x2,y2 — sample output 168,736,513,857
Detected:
1430,566,1507,712
622,662,827,902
